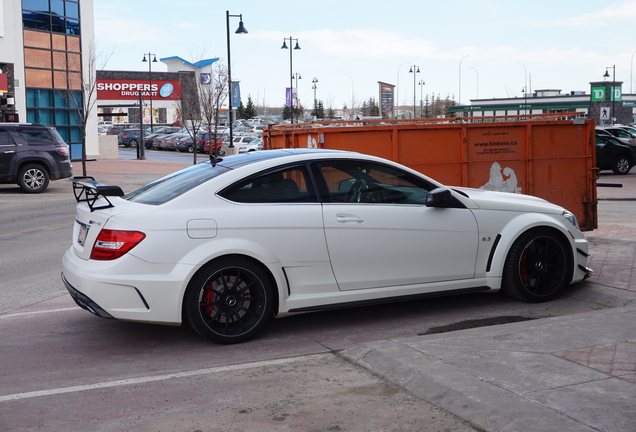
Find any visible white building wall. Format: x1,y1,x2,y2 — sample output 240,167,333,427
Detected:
80,0,98,157
0,0,26,119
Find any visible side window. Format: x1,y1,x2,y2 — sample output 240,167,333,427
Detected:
220,165,318,203
617,129,632,138
317,160,435,205
16,128,58,145
0,129,16,146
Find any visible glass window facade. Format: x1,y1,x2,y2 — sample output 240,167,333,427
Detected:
23,0,83,160
23,0,81,36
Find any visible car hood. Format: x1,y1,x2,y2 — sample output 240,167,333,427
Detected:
452,187,564,214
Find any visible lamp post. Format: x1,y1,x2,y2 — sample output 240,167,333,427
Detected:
604,65,616,125
631,51,636,94
312,77,318,116
344,74,354,120
459,55,468,105
517,62,527,116
396,61,409,118
409,65,420,118
292,72,301,120
259,82,266,117
281,37,300,124
418,80,425,118
141,53,157,134
226,10,248,152
469,66,478,100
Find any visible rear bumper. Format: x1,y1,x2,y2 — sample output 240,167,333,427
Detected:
50,166,73,181
61,246,190,325
62,272,114,319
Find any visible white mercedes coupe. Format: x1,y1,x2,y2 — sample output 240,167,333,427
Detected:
62,149,592,343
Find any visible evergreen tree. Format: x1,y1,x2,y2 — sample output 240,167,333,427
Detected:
317,101,325,119
282,105,291,120
245,95,257,119
236,100,246,119
369,97,380,116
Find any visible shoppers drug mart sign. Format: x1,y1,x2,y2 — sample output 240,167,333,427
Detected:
97,79,182,100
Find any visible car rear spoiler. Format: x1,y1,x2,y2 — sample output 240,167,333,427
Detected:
70,176,125,212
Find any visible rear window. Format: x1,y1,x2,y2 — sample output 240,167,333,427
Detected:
124,162,230,205
16,127,58,145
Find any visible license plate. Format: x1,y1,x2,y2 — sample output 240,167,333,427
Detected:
77,221,90,247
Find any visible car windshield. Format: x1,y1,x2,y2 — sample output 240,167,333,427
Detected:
124,162,231,205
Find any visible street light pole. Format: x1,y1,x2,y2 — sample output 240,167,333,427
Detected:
459,55,468,105
418,80,425,118
312,77,318,116
631,51,636,94
604,65,616,125
281,37,301,124
226,10,248,152
141,53,157,134
396,61,409,118
344,73,354,119
517,62,527,116
469,67,478,100
409,65,420,118
259,82,266,117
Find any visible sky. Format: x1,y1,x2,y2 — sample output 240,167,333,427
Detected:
94,0,636,112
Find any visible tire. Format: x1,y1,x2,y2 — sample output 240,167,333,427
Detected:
218,149,226,156
17,164,50,193
501,228,571,302
128,139,139,148
187,145,194,153
184,257,273,344
612,156,631,174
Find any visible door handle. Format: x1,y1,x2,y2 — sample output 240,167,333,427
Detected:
336,213,364,223
4,150,15,154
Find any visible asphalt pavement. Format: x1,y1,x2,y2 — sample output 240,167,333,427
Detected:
73,159,636,431
4,157,636,431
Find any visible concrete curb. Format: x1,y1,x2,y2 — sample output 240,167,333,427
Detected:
341,306,636,432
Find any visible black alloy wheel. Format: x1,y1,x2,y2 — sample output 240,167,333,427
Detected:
184,258,272,344
502,228,571,302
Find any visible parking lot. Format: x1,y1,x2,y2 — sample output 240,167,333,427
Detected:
1,160,635,431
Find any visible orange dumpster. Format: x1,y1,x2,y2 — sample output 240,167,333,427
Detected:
263,114,597,231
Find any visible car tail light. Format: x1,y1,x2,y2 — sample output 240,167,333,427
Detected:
55,145,69,156
90,229,146,260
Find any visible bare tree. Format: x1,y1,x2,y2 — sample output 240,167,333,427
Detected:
325,93,336,119
198,62,229,160
176,72,203,165
58,40,112,176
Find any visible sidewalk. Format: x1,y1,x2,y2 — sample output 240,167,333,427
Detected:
81,158,190,189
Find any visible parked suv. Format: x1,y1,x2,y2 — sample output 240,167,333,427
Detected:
595,134,636,175
0,123,73,193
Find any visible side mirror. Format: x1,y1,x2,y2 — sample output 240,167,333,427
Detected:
426,187,453,208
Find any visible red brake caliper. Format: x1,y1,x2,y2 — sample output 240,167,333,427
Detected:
204,283,215,315
520,253,528,283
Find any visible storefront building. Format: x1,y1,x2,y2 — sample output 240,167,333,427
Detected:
449,81,636,126
1,0,97,160
96,57,217,130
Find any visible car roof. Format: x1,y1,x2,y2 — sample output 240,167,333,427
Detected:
214,148,354,169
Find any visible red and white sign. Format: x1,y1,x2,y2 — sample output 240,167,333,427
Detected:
97,79,182,100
